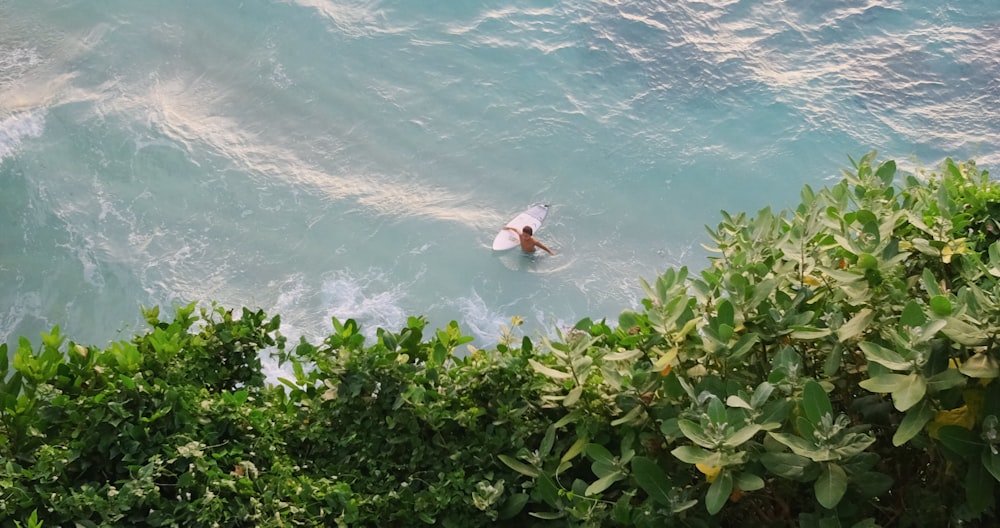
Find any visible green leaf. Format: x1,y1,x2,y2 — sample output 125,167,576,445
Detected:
717,299,735,328
921,267,942,296
751,382,775,409
768,432,827,461
926,368,968,391
982,449,1000,483
540,426,556,458
891,373,926,411
802,381,833,426
499,494,529,520
729,332,760,360
856,253,878,269
678,419,717,449
735,472,765,491
631,456,674,506
585,443,616,466
761,452,811,479
893,398,934,446
874,159,896,185
965,461,996,516
929,295,952,316
707,397,727,425
858,342,910,371
900,301,927,327
705,469,733,515
815,463,848,509
936,425,983,459
498,455,540,478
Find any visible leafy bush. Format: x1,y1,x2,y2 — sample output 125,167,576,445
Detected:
3,153,1000,527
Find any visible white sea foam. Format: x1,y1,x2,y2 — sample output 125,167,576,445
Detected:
285,0,406,37
0,291,42,344
320,269,407,339
451,288,510,343
0,46,42,88
0,111,44,160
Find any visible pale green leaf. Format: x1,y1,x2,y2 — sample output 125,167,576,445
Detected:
723,424,762,447
585,470,624,496
563,386,583,407
726,395,753,410
768,432,822,460
611,404,645,426
528,359,572,381
859,373,910,394
603,349,643,362
838,309,874,342
858,342,911,371
671,445,720,465
791,327,833,340
498,455,540,478
942,317,988,346
560,437,588,464
891,373,926,411
529,511,566,520
678,419,717,449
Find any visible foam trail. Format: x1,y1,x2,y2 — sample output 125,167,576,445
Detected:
134,76,501,230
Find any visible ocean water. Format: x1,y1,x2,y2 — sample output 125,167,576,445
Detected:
2,0,998,357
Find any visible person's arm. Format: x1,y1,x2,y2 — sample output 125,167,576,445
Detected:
503,226,518,233
534,240,555,256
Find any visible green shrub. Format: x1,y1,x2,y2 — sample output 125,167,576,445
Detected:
504,153,1000,527
3,153,999,527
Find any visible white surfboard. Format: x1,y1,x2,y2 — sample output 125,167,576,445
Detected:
492,204,549,251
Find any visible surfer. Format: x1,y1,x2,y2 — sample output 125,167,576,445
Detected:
503,225,555,256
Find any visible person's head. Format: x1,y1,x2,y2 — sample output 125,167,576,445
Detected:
522,226,533,236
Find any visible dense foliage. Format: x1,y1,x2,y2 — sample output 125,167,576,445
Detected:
3,152,1000,527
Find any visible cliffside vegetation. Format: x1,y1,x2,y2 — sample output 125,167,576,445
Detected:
3,152,1000,527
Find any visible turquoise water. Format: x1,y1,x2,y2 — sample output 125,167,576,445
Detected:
3,1,998,360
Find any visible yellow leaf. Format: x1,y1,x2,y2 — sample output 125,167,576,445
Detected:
696,463,721,483
927,406,973,438
927,397,978,439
